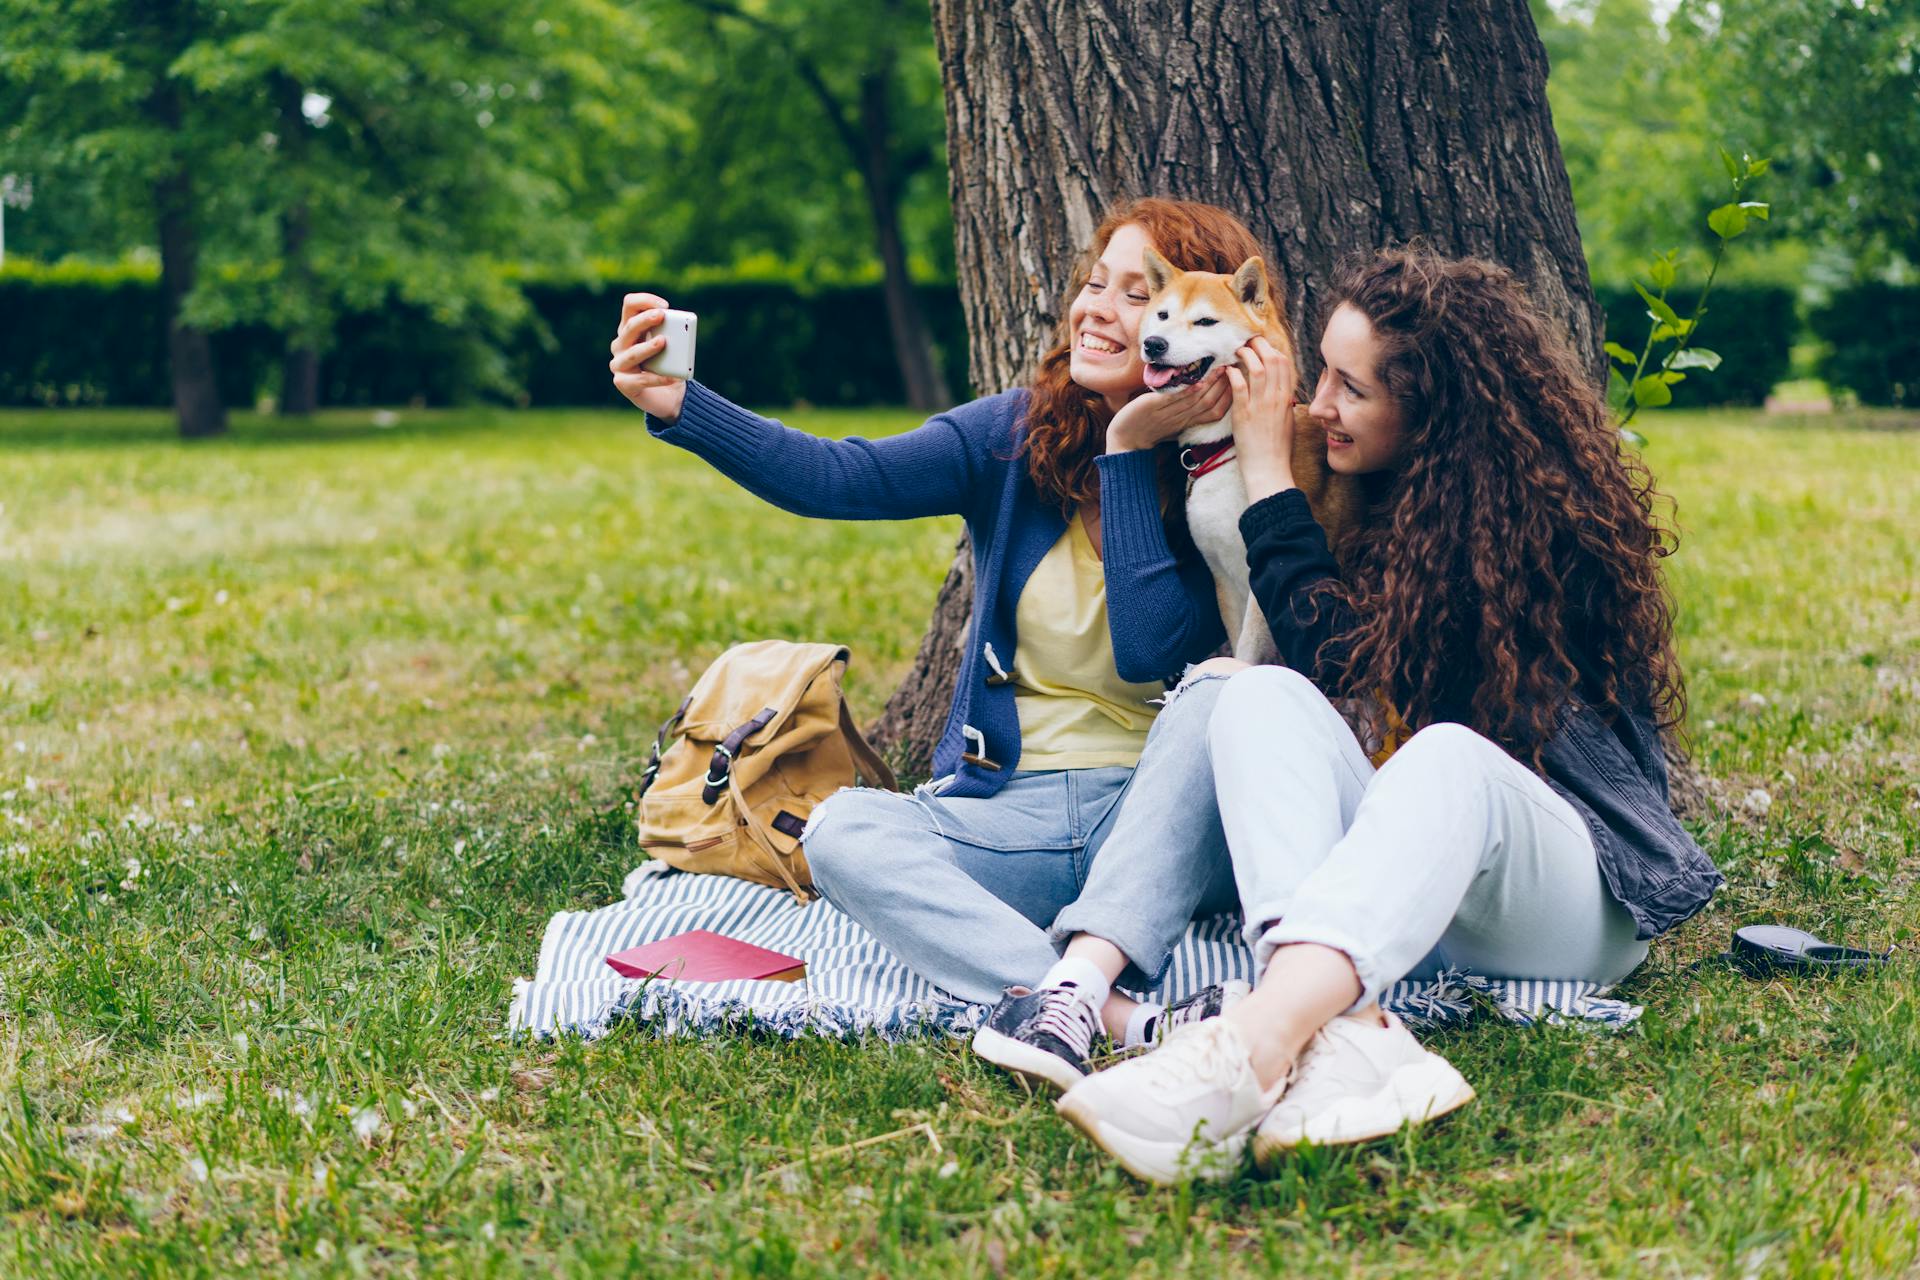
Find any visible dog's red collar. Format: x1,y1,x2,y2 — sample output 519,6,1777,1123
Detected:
1179,439,1235,480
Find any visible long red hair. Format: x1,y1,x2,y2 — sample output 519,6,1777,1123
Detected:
1023,198,1269,512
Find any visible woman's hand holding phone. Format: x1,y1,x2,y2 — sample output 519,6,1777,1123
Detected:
610,292,689,422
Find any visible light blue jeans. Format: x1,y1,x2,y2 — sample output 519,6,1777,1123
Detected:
803,676,1238,1005
1209,666,1648,1007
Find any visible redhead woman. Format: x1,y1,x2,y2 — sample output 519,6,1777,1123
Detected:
1056,247,1723,1184
611,199,1285,1089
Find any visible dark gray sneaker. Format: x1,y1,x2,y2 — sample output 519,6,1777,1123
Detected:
1153,979,1253,1043
971,985,1104,1094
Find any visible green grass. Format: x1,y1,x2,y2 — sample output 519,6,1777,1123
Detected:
1,404,1915,1276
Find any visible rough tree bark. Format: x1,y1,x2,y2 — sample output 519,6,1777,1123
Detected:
871,1,1708,801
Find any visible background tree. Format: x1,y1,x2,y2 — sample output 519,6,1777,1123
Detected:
1,0,233,435
630,0,953,409
1672,0,1918,278
0,0,634,433
870,0,1610,772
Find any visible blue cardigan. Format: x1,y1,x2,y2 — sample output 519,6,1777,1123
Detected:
649,381,1227,797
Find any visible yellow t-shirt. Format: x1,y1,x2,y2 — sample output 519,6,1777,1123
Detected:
1011,513,1165,769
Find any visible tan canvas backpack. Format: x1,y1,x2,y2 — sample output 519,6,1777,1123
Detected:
634,641,897,898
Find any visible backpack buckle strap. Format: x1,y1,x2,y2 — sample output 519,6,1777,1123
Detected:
701,706,779,804
636,695,693,798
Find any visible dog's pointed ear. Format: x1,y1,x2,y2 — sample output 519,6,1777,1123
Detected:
1142,247,1173,296
1234,257,1272,310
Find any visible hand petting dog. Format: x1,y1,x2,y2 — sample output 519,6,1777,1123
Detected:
1224,336,1300,505
1106,366,1232,453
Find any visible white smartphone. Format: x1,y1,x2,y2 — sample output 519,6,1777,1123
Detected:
643,308,698,380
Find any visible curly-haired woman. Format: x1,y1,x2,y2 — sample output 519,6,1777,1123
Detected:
611,199,1276,1085
1056,247,1723,1184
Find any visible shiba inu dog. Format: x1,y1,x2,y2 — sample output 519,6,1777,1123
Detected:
1139,248,1363,664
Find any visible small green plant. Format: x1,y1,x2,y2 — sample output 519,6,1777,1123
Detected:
1609,150,1774,439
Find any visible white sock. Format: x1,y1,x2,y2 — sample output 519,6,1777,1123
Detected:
1039,956,1110,1009
1122,1001,1165,1049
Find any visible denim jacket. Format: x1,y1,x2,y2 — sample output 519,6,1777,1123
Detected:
1241,489,1722,939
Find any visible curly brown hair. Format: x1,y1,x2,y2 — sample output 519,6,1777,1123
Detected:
1023,198,1268,512
1320,246,1686,759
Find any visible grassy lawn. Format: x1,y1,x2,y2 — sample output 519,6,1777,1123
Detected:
1,403,1916,1276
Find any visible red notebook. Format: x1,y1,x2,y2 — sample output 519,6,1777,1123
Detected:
605,930,807,983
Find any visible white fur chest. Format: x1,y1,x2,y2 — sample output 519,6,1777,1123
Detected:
1179,415,1276,663
1184,458,1250,572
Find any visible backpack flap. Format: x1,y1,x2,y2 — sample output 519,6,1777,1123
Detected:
678,640,850,746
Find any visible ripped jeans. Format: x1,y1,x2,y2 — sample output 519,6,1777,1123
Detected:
803,672,1238,1005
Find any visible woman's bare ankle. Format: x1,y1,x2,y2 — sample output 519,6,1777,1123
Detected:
1219,943,1367,1089
1349,1001,1387,1028
1222,1001,1314,1090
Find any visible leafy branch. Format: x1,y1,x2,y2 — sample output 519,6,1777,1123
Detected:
1609,149,1774,440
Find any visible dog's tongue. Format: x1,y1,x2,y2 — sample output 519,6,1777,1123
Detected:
1141,364,1177,390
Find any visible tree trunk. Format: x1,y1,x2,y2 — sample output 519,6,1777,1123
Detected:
150,80,226,440
279,182,322,416
871,0,1603,774
866,534,974,774
274,72,321,416
154,171,226,439
858,66,952,412
282,342,320,416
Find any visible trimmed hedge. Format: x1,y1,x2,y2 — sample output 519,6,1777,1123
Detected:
8,264,1821,410
1594,283,1796,408
516,281,969,408
0,265,970,409
1811,283,1920,407
0,264,272,408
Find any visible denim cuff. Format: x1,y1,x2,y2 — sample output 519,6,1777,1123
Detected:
1047,902,1178,992
1248,917,1384,1015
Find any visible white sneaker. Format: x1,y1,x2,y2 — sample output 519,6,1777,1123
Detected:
1252,1010,1475,1166
1056,1018,1284,1185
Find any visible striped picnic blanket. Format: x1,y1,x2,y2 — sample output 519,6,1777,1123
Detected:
509,862,1642,1041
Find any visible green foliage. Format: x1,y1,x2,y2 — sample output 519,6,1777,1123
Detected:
1604,152,1776,428
0,0,951,289
1672,0,1920,274
1811,283,1920,406
1532,0,1730,286
602,0,953,282
1539,0,1919,286
0,0,642,371
0,404,1917,1273
1595,284,1793,408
